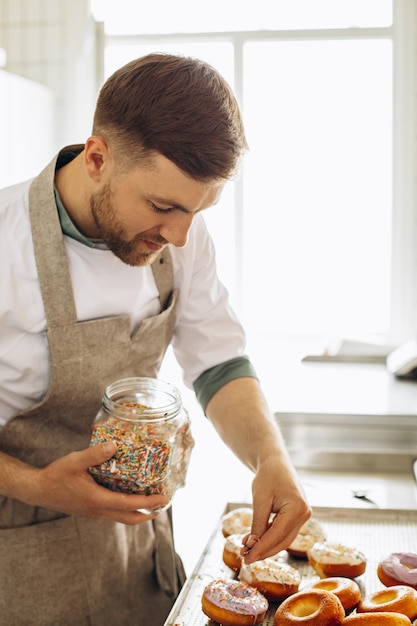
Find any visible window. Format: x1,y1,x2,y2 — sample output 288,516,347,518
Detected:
91,0,417,353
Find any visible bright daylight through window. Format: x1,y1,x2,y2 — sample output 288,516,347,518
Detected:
91,0,417,356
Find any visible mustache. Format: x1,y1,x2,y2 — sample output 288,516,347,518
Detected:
111,232,168,254
138,234,168,246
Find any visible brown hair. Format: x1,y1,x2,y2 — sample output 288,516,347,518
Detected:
93,53,248,181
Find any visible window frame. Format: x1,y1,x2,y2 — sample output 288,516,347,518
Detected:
101,0,417,347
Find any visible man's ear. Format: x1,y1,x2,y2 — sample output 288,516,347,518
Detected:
84,135,112,182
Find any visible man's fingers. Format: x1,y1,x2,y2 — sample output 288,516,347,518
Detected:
85,441,118,465
242,506,310,564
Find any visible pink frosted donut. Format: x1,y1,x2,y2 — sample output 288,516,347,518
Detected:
201,578,268,626
377,553,417,589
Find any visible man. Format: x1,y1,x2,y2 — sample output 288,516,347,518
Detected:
0,53,310,625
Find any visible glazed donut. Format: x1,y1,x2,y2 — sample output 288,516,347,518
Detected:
201,578,268,626
357,585,417,621
239,558,301,601
223,533,245,572
377,553,417,589
308,576,361,614
307,541,366,579
274,589,345,625
222,507,253,538
343,612,412,625
287,517,326,558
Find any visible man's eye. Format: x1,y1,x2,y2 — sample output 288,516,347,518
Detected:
151,202,174,214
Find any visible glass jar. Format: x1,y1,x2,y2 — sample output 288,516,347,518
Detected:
88,377,194,512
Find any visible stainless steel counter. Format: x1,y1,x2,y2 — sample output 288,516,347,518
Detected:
266,360,417,473
299,468,417,510
278,419,417,472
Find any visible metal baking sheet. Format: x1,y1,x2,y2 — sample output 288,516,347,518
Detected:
163,503,417,625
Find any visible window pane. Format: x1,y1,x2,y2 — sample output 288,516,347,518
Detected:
91,0,392,35
241,39,392,337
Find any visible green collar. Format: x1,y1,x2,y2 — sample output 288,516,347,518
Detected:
54,147,107,249
54,187,105,248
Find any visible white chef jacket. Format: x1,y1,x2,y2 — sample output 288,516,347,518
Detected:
0,177,247,425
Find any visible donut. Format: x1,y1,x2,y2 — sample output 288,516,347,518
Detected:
343,612,412,624
287,517,326,558
223,533,245,572
307,541,366,578
201,578,268,626
239,558,301,601
274,588,345,625
377,553,417,589
357,585,417,621
308,576,361,614
222,507,253,538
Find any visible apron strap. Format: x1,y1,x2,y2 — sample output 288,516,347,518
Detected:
29,156,78,328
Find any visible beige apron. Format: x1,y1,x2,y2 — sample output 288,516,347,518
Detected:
0,153,185,626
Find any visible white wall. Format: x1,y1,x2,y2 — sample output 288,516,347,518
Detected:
0,70,54,187
0,0,103,181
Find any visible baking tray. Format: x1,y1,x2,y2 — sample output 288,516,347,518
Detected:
163,503,417,625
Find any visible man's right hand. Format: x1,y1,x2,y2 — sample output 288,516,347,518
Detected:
0,443,169,525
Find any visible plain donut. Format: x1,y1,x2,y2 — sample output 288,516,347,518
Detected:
274,588,345,625
343,612,412,624
357,585,417,621
308,576,361,614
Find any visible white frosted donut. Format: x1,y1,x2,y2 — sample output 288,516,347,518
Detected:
201,578,268,626
287,517,326,558
223,533,245,572
274,588,345,625
307,541,366,578
357,584,417,621
222,507,253,538
308,576,361,614
239,558,301,601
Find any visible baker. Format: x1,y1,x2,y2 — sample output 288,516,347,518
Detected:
0,53,310,625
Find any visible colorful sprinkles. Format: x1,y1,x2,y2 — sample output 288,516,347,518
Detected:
204,579,268,618
88,402,194,497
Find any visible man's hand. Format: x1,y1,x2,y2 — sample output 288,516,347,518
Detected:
205,377,311,564
0,443,168,525
240,457,311,563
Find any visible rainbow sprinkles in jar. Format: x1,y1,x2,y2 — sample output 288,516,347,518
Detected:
88,377,194,511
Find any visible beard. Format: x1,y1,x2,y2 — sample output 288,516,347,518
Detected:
90,182,167,267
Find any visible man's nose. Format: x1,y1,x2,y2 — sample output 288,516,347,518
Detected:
160,213,194,248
